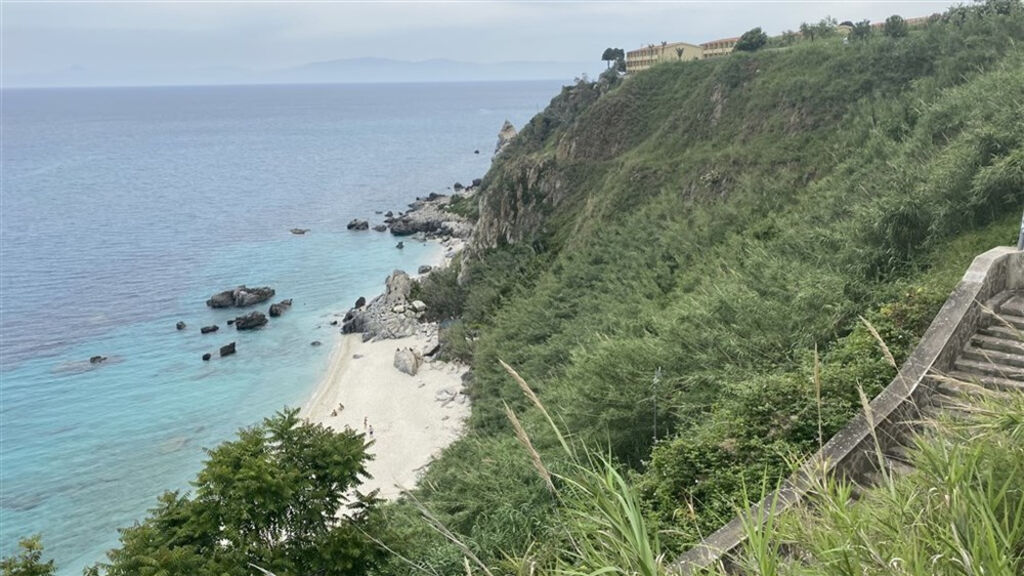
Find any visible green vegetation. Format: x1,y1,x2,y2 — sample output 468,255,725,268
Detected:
722,393,1024,576
389,1,1024,571
884,14,910,38
7,3,1023,575
735,27,768,52
89,409,379,576
1,537,55,576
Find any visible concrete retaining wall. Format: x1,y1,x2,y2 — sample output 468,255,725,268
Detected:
671,245,1024,574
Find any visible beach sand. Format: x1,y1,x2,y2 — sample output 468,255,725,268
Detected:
301,329,469,500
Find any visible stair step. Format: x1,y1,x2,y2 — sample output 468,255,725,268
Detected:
930,377,996,400
948,369,1024,393
884,456,915,477
970,334,1024,355
954,358,1024,381
985,311,1024,331
961,345,1024,368
978,325,1023,341
997,293,1024,316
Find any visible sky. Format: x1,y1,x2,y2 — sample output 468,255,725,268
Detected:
2,1,961,87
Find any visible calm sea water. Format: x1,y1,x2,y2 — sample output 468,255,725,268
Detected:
0,81,560,572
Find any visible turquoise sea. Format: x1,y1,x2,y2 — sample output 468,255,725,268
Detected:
0,81,561,572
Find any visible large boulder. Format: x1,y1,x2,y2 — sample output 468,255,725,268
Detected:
341,270,419,340
495,119,518,155
200,325,219,334
206,286,275,308
393,347,422,376
347,219,369,231
234,311,268,330
268,299,293,318
176,321,186,331
219,342,236,357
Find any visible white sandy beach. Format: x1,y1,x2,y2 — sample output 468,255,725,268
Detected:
302,330,469,499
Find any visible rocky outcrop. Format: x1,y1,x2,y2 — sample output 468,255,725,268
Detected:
393,347,422,376
418,265,433,275
268,299,292,317
234,311,268,330
202,353,212,361
385,194,473,239
219,342,236,357
495,119,518,155
207,286,275,308
347,219,369,231
200,325,219,334
90,355,107,364
176,321,186,331
341,270,423,340
373,224,388,232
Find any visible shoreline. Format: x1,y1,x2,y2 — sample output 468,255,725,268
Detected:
302,214,470,500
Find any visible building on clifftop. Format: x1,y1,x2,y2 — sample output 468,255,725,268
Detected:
626,41,703,73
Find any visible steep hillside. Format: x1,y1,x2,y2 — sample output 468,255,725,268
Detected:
380,5,1024,574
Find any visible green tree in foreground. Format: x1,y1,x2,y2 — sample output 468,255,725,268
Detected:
1,537,55,576
735,27,768,51
884,14,909,37
92,408,380,576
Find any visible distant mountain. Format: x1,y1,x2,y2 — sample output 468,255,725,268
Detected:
5,58,601,88
266,57,600,84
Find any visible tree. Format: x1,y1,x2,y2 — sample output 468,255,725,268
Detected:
1,537,55,576
601,47,616,68
799,22,817,41
735,27,768,51
814,16,839,39
849,19,873,41
884,14,909,38
91,409,380,576
675,46,686,60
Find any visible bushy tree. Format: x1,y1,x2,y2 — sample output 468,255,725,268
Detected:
1,537,55,576
601,47,625,69
92,409,380,576
735,27,768,51
884,14,909,37
849,19,873,41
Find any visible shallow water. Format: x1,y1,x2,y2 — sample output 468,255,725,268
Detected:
0,80,560,572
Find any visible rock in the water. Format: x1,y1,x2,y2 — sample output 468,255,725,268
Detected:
310,340,322,347
200,325,219,334
175,321,186,331
268,299,293,318
355,296,366,308
234,311,268,330
396,241,404,249
202,353,212,361
89,355,107,364
417,265,433,274
227,319,235,326
411,300,427,313
207,286,275,308
290,228,310,235
373,224,388,232
347,219,369,231
495,119,518,154
393,347,422,376
219,342,236,357
474,149,480,154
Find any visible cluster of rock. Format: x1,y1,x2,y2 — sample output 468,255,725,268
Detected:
495,119,518,155
178,288,294,361
385,192,474,239
206,286,276,309
341,270,428,341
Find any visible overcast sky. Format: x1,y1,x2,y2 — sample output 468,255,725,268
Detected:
3,1,960,86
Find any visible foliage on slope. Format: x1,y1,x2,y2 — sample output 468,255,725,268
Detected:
386,3,1024,573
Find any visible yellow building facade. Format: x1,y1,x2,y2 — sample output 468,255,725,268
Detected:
625,41,703,73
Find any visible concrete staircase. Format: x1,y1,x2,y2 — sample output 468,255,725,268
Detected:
672,247,1024,574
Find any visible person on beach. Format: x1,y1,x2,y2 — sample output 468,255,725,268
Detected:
368,425,374,437
363,416,367,429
